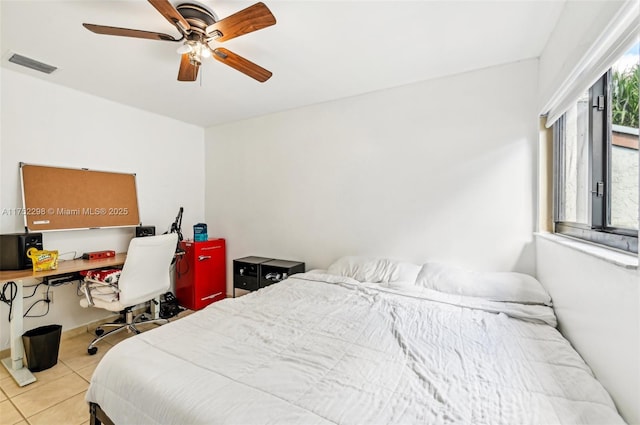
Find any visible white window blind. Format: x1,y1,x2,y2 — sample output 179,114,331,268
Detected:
543,0,639,128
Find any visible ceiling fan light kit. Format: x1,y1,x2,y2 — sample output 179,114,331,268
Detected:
83,0,276,82
177,40,211,65
176,42,193,55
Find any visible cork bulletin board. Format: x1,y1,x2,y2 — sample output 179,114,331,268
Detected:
20,163,141,231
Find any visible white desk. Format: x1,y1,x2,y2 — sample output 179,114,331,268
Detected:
0,254,127,386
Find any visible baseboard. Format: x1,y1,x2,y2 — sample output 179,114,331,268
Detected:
0,308,147,359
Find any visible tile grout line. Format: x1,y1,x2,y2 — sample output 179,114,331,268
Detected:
5,396,29,425
24,385,89,422
11,363,93,422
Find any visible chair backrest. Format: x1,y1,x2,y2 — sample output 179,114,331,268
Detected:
116,233,178,306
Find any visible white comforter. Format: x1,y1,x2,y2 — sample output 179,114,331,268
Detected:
86,273,624,425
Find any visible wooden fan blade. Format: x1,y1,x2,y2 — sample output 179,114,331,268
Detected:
83,23,180,41
148,0,191,33
178,54,199,81
212,48,272,82
206,2,276,42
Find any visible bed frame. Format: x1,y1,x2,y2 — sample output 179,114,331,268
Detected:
89,403,115,425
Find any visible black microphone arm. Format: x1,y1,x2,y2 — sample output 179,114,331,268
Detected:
168,207,184,242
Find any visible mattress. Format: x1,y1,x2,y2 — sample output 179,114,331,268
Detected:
86,272,624,424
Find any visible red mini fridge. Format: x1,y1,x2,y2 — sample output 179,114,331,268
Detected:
175,238,226,310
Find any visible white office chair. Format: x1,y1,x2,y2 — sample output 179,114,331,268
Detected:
80,233,178,355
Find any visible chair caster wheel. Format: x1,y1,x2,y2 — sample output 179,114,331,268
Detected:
88,347,98,355
95,328,104,336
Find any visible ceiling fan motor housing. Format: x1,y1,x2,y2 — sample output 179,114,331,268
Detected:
176,3,217,37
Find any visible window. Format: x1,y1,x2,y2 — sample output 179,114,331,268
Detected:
554,45,639,254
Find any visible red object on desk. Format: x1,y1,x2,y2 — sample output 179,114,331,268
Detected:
175,239,226,310
82,250,116,260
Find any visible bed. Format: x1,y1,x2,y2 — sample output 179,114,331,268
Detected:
86,258,625,425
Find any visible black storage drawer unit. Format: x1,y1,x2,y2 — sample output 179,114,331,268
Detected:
259,259,305,288
234,276,259,292
233,256,305,297
233,256,271,296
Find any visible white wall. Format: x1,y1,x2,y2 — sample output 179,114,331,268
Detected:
205,59,539,291
0,69,205,350
536,3,639,423
535,236,639,424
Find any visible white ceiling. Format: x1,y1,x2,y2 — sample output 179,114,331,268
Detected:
1,1,566,128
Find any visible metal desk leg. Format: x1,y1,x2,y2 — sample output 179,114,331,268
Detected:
150,296,160,320
1,279,36,386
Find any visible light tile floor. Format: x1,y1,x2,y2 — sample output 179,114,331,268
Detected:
0,311,192,425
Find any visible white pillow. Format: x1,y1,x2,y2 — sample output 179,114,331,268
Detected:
415,261,551,305
327,256,420,284
396,261,421,284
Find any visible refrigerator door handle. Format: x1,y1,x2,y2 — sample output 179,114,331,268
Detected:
201,292,223,301
198,255,211,261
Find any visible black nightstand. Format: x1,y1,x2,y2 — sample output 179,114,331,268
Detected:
259,259,305,288
233,257,305,297
233,256,271,297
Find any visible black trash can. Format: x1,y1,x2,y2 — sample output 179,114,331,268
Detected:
22,324,62,372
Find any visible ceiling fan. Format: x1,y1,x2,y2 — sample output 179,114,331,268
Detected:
83,0,276,82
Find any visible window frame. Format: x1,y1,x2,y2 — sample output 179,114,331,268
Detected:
553,71,638,254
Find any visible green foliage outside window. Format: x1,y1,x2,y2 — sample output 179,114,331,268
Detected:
611,64,639,128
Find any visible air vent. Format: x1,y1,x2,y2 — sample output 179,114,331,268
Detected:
8,54,57,74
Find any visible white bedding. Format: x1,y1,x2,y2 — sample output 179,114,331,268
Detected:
86,273,624,425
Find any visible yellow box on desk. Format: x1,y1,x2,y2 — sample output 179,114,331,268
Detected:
27,248,59,272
